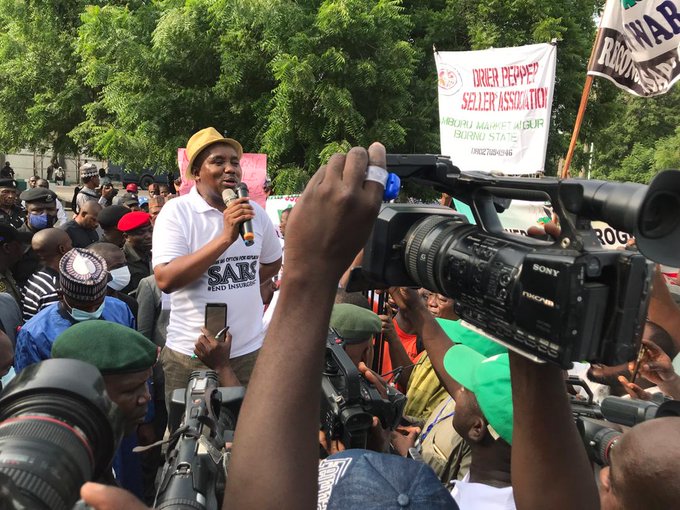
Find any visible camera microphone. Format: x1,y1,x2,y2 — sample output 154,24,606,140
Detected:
222,185,255,246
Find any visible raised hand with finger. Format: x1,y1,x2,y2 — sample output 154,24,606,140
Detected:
226,143,389,510
388,286,430,330
379,306,399,344
283,143,386,285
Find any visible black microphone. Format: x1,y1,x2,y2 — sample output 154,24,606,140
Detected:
221,185,255,246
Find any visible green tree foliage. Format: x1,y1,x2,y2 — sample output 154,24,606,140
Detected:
589,85,680,183
72,0,416,187
7,0,667,194
260,0,416,183
72,0,234,171
0,0,91,156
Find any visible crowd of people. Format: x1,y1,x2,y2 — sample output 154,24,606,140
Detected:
0,130,679,510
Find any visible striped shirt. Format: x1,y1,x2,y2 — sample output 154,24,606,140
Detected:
22,267,60,321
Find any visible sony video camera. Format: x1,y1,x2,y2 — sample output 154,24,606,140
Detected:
155,370,245,510
347,155,680,368
321,330,406,450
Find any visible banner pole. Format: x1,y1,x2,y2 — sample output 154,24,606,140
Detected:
561,23,604,179
561,75,594,179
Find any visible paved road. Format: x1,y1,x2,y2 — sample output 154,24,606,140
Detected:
50,185,149,211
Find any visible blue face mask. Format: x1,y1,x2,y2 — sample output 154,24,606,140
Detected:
69,300,106,322
28,212,54,230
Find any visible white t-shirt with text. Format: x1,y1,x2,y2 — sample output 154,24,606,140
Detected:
152,186,282,357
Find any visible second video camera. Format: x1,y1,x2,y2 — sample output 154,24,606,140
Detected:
321,330,406,450
155,370,244,510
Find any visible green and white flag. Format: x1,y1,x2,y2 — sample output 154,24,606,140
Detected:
588,0,680,96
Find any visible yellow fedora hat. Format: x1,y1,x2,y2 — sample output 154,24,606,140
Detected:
185,127,243,180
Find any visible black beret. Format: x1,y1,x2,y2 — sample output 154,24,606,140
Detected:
0,179,17,189
20,187,57,204
120,192,139,206
97,205,129,229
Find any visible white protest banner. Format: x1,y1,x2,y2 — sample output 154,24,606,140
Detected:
265,195,299,228
588,0,680,97
436,43,557,175
454,198,633,248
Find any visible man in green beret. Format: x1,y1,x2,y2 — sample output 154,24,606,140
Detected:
330,303,382,369
52,320,159,498
320,303,389,455
52,320,158,434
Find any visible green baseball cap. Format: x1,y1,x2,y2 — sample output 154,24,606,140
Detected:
443,344,513,444
436,318,507,357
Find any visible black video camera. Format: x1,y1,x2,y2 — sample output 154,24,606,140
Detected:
347,155,680,367
575,395,675,466
0,359,123,510
321,330,406,450
155,370,244,510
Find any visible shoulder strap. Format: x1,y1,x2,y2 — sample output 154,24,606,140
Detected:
443,440,472,488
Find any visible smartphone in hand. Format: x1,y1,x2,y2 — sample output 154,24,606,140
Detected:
204,303,228,340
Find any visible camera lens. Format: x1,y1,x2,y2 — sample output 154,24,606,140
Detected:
591,427,622,466
0,359,123,510
639,191,680,239
579,417,622,466
404,215,473,294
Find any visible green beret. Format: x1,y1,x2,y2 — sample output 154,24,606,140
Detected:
52,321,159,375
20,187,57,204
330,304,382,345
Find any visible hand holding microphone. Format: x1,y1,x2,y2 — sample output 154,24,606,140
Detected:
222,183,255,246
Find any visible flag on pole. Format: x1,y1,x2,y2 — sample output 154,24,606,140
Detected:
588,0,680,97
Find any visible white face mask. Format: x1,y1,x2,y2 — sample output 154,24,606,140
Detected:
1,366,16,390
108,266,131,291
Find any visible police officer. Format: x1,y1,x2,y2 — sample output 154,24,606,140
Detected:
0,179,25,229
20,187,59,233
12,187,59,286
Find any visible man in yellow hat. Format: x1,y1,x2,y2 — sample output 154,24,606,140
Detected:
152,127,282,399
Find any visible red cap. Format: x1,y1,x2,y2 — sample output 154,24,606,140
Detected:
126,183,139,193
118,211,151,232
